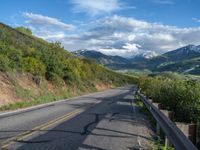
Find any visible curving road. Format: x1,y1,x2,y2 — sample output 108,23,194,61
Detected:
0,85,154,150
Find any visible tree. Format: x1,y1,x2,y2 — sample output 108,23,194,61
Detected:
22,57,46,76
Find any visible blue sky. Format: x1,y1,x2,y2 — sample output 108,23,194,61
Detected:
1,0,200,57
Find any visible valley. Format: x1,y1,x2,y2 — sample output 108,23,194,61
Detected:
74,45,200,75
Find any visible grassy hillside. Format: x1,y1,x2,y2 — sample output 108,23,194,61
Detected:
0,23,137,110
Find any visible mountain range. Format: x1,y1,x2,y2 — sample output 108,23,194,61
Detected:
73,44,200,75
73,50,129,65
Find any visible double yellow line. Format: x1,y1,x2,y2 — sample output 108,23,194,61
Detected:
1,109,82,149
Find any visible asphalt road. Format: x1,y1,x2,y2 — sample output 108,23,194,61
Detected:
0,85,154,150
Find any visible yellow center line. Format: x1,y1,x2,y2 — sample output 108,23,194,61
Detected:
1,109,82,149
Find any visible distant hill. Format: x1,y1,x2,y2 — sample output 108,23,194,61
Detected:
73,45,200,75
120,44,200,74
146,45,200,74
147,45,200,66
73,49,130,65
163,44,200,61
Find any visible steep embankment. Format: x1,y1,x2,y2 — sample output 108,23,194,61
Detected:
0,23,137,110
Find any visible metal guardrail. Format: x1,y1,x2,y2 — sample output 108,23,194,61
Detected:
138,92,198,150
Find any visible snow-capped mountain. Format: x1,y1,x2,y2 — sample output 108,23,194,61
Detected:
73,45,200,75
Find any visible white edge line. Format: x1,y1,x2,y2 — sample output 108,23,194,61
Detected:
0,88,114,117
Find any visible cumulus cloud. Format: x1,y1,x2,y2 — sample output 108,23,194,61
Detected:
34,29,65,40
71,0,122,16
62,15,200,55
23,12,75,30
98,43,141,58
25,14,200,58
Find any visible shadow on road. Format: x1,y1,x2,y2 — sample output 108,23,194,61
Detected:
1,86,154,150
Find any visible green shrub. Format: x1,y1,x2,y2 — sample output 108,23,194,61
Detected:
63,58,82,84
22,57,46,76
6,47,22,70
1,46,23,70
38,47,65,79
0,54,10,71
139,76,200,123
48,72,64,86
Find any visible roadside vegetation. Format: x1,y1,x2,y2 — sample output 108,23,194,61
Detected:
137,72,200,148
0,23,137,110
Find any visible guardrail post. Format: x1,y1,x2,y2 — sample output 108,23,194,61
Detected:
160,110,174,148
153,103,162,109
176,122,198,145
156,122,160,136
153,103,162,137
165,137,170,147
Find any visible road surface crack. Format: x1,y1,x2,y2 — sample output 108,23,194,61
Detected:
81,113,100,135
109,112,120,122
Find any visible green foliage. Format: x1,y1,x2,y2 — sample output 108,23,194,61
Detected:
0,45,23,70
139,76,200,123
153,140,174,150
22,57,46,76
0,54,10,71
139,75,200,147
48,72,64,86
37,47,65,79
63,58,82,84
7,48,22,64
0,23,136,87
16,26,32,36
0,92,57,111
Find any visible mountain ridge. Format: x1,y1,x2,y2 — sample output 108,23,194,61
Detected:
74,45,200,75
73,49,130,65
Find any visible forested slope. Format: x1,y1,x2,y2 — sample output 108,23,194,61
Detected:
0,23,136,109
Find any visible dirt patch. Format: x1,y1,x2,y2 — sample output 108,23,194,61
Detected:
95,82,111,91
16,73,40,96
0,73,43,106
0,72,113,107
46,82,64,95
0,72,19,106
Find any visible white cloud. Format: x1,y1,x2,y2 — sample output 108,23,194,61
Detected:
71,0,122,16
76,16,200,56
193,18,200,23
122,43,141,51
25,14,200,58
35,30,65,40
23,12,75,30
142,51,159,59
